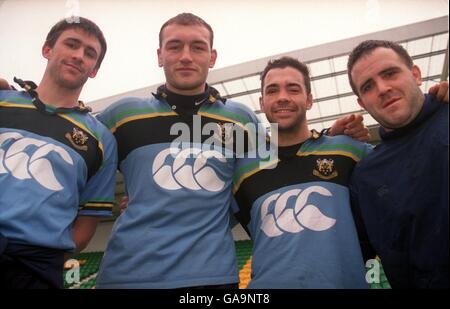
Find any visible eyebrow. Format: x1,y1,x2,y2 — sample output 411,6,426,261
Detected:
265,82,302,89
264,83,278,90
64,37,99,57
264,82,303,91
379,66,400,75
165,39,209,46
286,82,302,88
359,66,400,92
359,77,373,92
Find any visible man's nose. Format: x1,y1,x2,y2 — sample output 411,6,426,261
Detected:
179,46,193,63
377,79,393,96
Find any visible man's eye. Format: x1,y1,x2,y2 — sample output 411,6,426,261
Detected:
361,84,372,93
86,51,96,59
384,70,396,77
193,45,206,51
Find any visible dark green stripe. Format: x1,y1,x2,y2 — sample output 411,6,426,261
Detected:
0,97,32,104
233,157,273,184
104,107,173,129
301,143,364,158
202,107,250,124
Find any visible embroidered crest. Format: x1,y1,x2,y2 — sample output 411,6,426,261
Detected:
65,127,88,151
313,158,338,180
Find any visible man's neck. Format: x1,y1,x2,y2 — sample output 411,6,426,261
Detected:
277,125,311,147
165,83,206,96
36,76,82,108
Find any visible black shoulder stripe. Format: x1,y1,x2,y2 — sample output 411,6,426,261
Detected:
115,114,252,163
234,155,357,212
0,106,102,179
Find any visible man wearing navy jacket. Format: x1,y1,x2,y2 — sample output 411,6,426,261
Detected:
348,40,448,288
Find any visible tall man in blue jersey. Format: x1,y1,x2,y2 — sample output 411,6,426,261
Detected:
348,40,449,288
0,17,117,288
95,13,260,289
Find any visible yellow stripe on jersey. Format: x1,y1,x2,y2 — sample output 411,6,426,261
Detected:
297,150,361,162
110,112,178,133
233,159,279,194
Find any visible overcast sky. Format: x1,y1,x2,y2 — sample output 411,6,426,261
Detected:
0,0,448,103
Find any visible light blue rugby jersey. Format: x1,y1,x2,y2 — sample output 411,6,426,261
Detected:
233,133,373,288
96,90,260,288
0,90,117,250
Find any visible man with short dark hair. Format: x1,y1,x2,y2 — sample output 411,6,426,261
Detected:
0,17,117,289
348,40,449,288
232,56,373,288
95,12,258,289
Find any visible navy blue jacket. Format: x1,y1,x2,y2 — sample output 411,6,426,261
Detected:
350,94,449,288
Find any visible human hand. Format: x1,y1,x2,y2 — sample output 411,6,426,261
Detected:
428,80,448,103
119,196,129,214
329,113,370,142
0,78,12,90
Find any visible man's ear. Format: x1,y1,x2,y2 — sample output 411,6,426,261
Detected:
412,64,422,86
209,49,217,68
306,93,313,110
259,95,264,112
357,97,366,109
42,43,52,60
157,48,163,67
89,68,98,78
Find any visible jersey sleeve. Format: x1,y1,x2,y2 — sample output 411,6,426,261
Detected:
78,125,118,217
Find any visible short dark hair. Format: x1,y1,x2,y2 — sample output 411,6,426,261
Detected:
45,17,107,70
159,13,214,47
347,40,413,95
260,56,311,95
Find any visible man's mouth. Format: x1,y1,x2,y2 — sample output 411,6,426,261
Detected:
382,97,401,109
176,67,196,72
274,108,295,114
64,62,82,73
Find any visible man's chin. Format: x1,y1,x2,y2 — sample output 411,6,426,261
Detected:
57,77,86,90
276,123,298,132
172,80,204,91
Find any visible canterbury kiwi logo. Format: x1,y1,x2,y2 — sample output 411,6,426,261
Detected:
152,147,226,192
260,186,336,237
0,132,74,191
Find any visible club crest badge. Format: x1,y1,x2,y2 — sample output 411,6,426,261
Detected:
65,127,88,151
313,158,338,180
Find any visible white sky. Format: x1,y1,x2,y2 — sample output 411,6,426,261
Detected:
0,0,448,103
